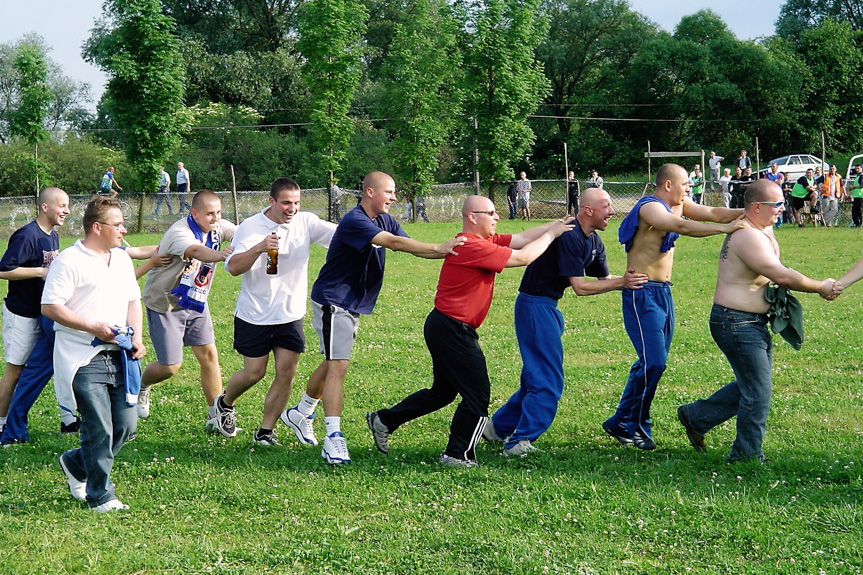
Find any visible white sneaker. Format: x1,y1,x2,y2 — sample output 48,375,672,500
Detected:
481,419,504,443
92,499,129,513
321,431,351,464
281,406,318,446
59,453,87,501
137,386,151,419
503,440,540,457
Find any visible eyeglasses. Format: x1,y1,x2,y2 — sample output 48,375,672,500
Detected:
98,221,126,231
757,201,785,208
471,210,498,216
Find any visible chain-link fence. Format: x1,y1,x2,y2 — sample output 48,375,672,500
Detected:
1,181,855,239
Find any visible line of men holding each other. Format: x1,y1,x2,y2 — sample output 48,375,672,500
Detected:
3,166,863,513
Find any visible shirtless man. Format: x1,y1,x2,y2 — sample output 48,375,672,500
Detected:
602,163,745,450
677,179,839,462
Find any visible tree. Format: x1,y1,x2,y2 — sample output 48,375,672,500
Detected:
84,0,186,192
9,43,53,194
297,0,368,189
380,0,462,198
776,0,863,39
459,0,550,188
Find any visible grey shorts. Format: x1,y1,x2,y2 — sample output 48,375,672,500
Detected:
147,307,215,365
312,301,359,361
2,304,39,365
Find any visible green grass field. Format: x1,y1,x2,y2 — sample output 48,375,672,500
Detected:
1,220,862,574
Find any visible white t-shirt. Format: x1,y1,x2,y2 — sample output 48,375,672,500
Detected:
708,157,722,171
143,217,237,313
227,210,336,325
42,241,141,414
176,168,190,185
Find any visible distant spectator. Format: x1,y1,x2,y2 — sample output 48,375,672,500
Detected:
719,168,732,208
737,150,751,171
567,171,580,216
819,165,843,227
781,173,795,224
176,162,192,214
848,165,863,227
516,171,532,221
98,167,122,198
589,169,604,189
765,163,785,226
791,168,819,227
154,167,172,216
707,151,724,192
507,181,518,220
689,164,704,205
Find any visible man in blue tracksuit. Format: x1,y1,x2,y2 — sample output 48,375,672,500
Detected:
483,188,647,456
601,164,744,451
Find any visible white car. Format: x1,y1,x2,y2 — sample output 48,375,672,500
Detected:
760,154,829,182
844,154,863,194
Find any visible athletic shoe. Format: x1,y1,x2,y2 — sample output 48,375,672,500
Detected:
503,440,540,457
59,453,87,501
366,411,389,454
253,429,281,446
321,431,351,464
60,419,80,433
281,406,318,446
205,416,217,433
137,386,151,419
601,419,633,446
631,430,656,451
212,394,237,438
677,405,706,452
438,454,478,468
481,419,504,443
0,423,4,436
92,499,129,513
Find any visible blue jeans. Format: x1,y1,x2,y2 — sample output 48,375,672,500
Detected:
681,304,772,462
0,316,56,444
61,351,137,507
154,186,173,215
606,282,674,438
492,293,565,448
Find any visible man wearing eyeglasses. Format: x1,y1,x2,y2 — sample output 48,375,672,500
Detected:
43,197,145,512
367,196,574,467
602,163,746,451
677,179,840,463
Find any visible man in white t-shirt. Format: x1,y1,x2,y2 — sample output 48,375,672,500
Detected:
43,197,144,513
176,162,192,214
138,190,236,434
213,178,337,446
516,171,532,221
708,151,724,192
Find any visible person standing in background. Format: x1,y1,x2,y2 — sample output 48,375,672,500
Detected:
176,162,193,214
567,171,580,216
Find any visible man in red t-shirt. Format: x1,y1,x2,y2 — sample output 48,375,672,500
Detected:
367,196,573,466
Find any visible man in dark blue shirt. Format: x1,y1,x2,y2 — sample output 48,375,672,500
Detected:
483,187,648,456
0,188,69,437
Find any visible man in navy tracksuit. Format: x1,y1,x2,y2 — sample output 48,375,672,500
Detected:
483,188,647,455
601,164,744,451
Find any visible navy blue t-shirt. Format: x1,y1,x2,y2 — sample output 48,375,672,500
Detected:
0,220,60,317
518,220,609,300
310,205,409,314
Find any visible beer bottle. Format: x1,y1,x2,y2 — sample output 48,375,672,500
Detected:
266,232,279,275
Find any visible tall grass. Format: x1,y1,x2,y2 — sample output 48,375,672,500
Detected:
1,221,861,574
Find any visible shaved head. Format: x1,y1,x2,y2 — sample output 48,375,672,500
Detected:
462,195,493,217
655,163,686,187
38,187,67,205
363,171,394,194
744,179,781,207
579,187,607,210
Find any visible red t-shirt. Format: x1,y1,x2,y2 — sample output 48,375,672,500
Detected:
433,233,513,328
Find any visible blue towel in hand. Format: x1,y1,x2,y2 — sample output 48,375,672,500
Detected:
618,195,680,253
91,326,142,406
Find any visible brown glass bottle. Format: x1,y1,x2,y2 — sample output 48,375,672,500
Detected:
266,233,279,274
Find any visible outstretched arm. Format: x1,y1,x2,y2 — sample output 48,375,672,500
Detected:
371,232,464,259
641,202,746,238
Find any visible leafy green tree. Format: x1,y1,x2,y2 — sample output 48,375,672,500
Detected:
9,43,53,194
380,0,462,198
459,0,550,189
84,0,186,192
776,0,863,39
297,0,368,189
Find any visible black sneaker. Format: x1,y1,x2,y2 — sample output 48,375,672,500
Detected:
677,405,706,452
253,429,280,446
601,419,633,446
60,419,81,433
366,412,390,454
631,430,656,451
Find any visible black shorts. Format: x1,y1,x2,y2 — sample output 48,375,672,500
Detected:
791,196,807,211
233,316,305,358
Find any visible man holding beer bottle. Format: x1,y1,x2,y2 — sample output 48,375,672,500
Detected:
215,178,337,446
138,189,236,435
